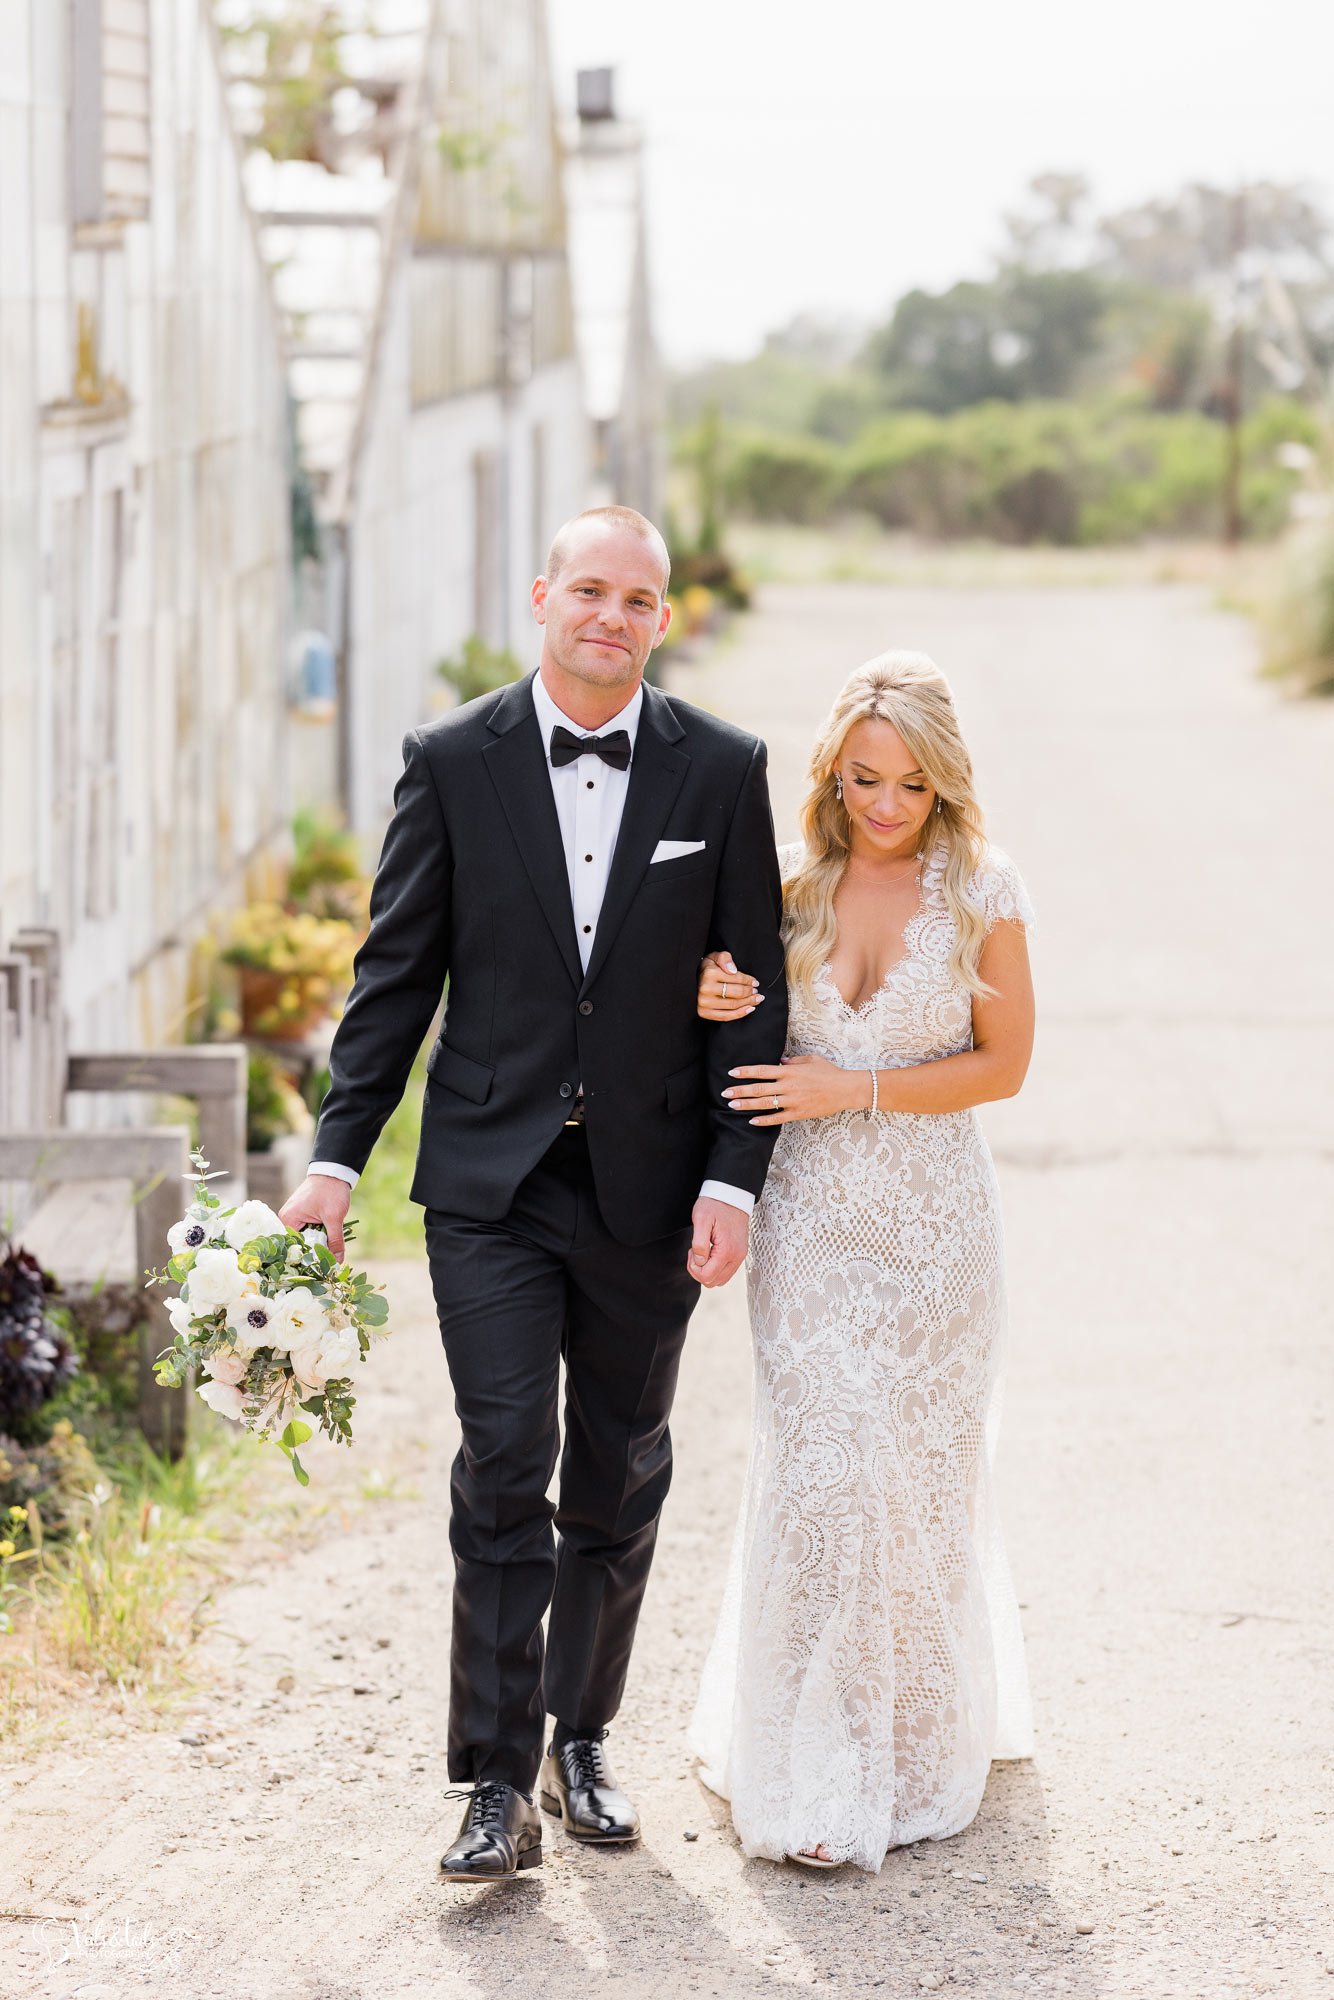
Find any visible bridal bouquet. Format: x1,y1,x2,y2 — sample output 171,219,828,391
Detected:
149,1151,389,1485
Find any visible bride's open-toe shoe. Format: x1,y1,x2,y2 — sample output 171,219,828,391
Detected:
787,1844,840,1870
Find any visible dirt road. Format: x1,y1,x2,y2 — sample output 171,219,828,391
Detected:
4,578,1332,1998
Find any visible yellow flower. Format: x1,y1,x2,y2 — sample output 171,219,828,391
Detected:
0,1541,14,1560
8,1505,27,1521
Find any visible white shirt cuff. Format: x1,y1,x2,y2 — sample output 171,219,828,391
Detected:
308,1160,360,1189
699,1179,754,1217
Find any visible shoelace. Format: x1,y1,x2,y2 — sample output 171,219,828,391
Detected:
563,1737,607,1789
442,1781,511,1828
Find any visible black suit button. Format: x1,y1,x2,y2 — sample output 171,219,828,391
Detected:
578,1000,594,1016
558,1082,574,1099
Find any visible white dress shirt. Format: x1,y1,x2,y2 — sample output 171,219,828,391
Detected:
311,670,754,1217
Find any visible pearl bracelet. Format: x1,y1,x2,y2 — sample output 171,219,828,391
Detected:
869,1067,879,1114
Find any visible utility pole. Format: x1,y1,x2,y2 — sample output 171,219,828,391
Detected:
1222,185,1247,546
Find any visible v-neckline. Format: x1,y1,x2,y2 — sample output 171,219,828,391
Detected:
819,842,946,1014
819,903,927,1015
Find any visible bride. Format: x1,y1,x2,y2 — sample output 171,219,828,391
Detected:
688,650,1036,1872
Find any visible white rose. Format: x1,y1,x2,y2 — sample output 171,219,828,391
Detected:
288,1317,358,1391
166,1294,199,1338
260,1287,324,1356
184,1246,248,1314
301,1226,329,1251
167,1216,211,1256
196,1376,246,1421
319,1324,361,1376
205,1345,250,1387
221,1201,286,1251
288,1344,332,1391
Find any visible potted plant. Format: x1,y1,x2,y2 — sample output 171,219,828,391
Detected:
221,903,358,1040
245,1051,316,1207
286,809,370,929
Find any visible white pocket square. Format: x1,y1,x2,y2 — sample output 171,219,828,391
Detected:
650,839,706,863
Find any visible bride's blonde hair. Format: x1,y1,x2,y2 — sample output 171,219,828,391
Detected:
783,650,994,1004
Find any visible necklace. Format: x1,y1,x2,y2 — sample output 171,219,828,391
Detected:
848,849,924,889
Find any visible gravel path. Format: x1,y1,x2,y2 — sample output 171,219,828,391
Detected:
4,578,1332,1998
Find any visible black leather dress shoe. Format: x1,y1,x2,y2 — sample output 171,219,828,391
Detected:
539,1736,641,1844
438,1782,543,1882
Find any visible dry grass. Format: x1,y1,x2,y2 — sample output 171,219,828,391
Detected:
725,519,1285,598
0,1408,372,1756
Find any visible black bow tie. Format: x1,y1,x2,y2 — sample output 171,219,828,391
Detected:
549,724,632,772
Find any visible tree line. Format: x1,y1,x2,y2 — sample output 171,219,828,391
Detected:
672,175,1332,544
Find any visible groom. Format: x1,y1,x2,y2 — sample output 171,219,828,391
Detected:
280,506,788,1881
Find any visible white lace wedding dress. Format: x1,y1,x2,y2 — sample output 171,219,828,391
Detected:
690,839,1035,1870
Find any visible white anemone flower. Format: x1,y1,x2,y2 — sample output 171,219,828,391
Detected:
167,1215,211,1256
227,1293,281,1351
221,1200,286,1251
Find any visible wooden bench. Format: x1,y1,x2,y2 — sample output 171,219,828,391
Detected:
1,929,250,1459
0,1128,192,1457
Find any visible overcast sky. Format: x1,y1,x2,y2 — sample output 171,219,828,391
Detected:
548,0,1334,367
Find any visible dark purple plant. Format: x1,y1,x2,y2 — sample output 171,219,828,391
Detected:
0,1247,79,1429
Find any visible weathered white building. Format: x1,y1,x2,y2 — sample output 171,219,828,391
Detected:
0,0,292,1049
564,67,663,522
229,0,590,836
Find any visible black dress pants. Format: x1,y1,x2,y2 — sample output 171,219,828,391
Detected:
424,1122,701,1793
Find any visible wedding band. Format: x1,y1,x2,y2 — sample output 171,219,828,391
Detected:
721,981,730,1000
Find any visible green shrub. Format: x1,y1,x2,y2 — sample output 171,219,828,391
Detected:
287,808,360,901
721,432,840,525
246,1050,313,1154
718,396,1312,545
435,634,523,705
840,413,958,532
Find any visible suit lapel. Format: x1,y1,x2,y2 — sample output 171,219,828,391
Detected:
482,675,584,989
580,682,691,993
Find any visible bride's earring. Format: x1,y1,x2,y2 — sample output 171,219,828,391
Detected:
834,772,844,803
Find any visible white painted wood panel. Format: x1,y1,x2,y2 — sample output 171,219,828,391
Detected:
103,33,150,81
1,0,290,1058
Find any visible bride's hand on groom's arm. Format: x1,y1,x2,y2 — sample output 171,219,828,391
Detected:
697,950,763,1021
279,1175,353,1259
723,1053,868,1126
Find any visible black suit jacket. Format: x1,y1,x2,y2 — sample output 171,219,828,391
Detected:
311,671,789,1244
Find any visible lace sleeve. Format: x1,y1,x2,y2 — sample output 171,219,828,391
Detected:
971,845,1035,935
776,839,805,882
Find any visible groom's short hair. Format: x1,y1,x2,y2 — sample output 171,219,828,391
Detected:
545,506,671,595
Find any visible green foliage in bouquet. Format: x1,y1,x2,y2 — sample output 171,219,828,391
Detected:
148,1151,391,1486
